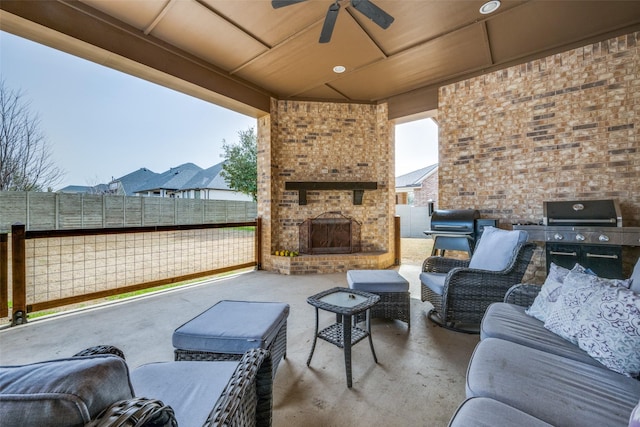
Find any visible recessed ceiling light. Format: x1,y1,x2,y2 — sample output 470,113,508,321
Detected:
479,0,501,14
333,65,346,74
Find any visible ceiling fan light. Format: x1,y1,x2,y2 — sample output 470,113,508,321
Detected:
479,0,500,14
333,65,346,73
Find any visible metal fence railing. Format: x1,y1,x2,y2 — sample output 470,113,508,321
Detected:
2,219,262,326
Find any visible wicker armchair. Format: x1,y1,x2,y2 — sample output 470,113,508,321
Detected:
1,345,272,427
503,283,543,307
420,242,536,333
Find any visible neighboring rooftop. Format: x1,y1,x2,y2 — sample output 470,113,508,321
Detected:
59,161,235,196
133,163,202,194
181,162,231,191
395,164,438,189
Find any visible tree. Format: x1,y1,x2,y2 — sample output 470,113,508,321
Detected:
221,127,257,201
0,80,65,191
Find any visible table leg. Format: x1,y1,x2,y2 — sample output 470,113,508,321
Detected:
306,307,319,366
366,308,378,363
344,313,353,388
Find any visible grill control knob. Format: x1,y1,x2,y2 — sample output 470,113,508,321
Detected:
576,233,586,242
553,233,563,240
598,234,610,243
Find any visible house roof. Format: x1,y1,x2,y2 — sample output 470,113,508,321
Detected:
58,185,96,194
133,163,202,193
114,167,159,195
181,161,232,191
396,164,438,189
58,184,110,194
3,2,639,120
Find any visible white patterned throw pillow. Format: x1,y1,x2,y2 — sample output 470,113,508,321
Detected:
572,284,640,377
544,270,638,377
526,263,582,322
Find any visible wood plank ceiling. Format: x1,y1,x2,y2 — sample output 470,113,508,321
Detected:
1,0,640,119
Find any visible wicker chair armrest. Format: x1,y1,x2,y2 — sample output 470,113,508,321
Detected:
444,267,520,297
73,345,125,360
504,283,543,307
205,348,273,427
86,397,177,427
422,256,470,273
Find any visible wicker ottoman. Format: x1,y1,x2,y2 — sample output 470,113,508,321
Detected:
347,270,410,328
172,300,289,377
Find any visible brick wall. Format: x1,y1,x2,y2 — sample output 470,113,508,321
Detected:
439,31,640,280
258,99,395,273
413,169,438,208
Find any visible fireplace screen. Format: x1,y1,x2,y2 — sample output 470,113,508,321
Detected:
299,212,361,254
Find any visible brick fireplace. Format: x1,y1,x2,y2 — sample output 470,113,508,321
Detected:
299,212,361,255
257,99,396,274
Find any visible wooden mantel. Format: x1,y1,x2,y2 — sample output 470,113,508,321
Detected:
285,181,378,205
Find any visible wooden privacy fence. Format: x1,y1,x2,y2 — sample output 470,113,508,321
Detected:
2,219,262,326
0,191,257,232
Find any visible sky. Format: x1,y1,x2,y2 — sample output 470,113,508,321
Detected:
0,31,438,190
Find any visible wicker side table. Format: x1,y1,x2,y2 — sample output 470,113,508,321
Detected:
306,287,380,388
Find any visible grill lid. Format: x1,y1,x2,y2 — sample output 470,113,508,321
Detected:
430,209,480,234
543,199,621,227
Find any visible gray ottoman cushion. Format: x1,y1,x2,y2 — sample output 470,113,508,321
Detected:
131,361,238,427
467,338,640,427
448,397,553,427
0,355,133,427
347,270,409,292
173,300,289,354
480,302,605,368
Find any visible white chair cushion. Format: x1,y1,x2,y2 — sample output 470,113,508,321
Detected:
468,226,528,272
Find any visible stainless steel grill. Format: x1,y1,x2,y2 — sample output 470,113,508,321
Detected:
514,199,636,279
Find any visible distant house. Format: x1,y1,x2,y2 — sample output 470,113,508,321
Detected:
395,164,438,207
59,162,252,201
107,167,159,196
177,162,253,201
132,163,202,198
57,184,110,194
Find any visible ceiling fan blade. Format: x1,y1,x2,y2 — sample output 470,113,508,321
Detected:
271,0,307,9
350,0,394,29
319,2,340,43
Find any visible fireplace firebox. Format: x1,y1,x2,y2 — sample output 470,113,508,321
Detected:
299,212,361,254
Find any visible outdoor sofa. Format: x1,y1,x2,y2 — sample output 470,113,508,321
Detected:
449,260,640,426
0,345,272,427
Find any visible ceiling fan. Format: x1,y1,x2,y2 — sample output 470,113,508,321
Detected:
272,0,395,43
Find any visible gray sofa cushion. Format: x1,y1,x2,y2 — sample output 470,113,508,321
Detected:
130,360,239,427
448,397,553,427
481,302,605,368
0,355,134,427
466,338,640,427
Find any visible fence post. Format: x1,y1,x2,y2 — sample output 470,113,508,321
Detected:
256,217,262,270
0,233,8,318
11,223,27,325
394,215,401,266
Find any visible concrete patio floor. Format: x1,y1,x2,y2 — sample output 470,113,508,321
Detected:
0,264,480,426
